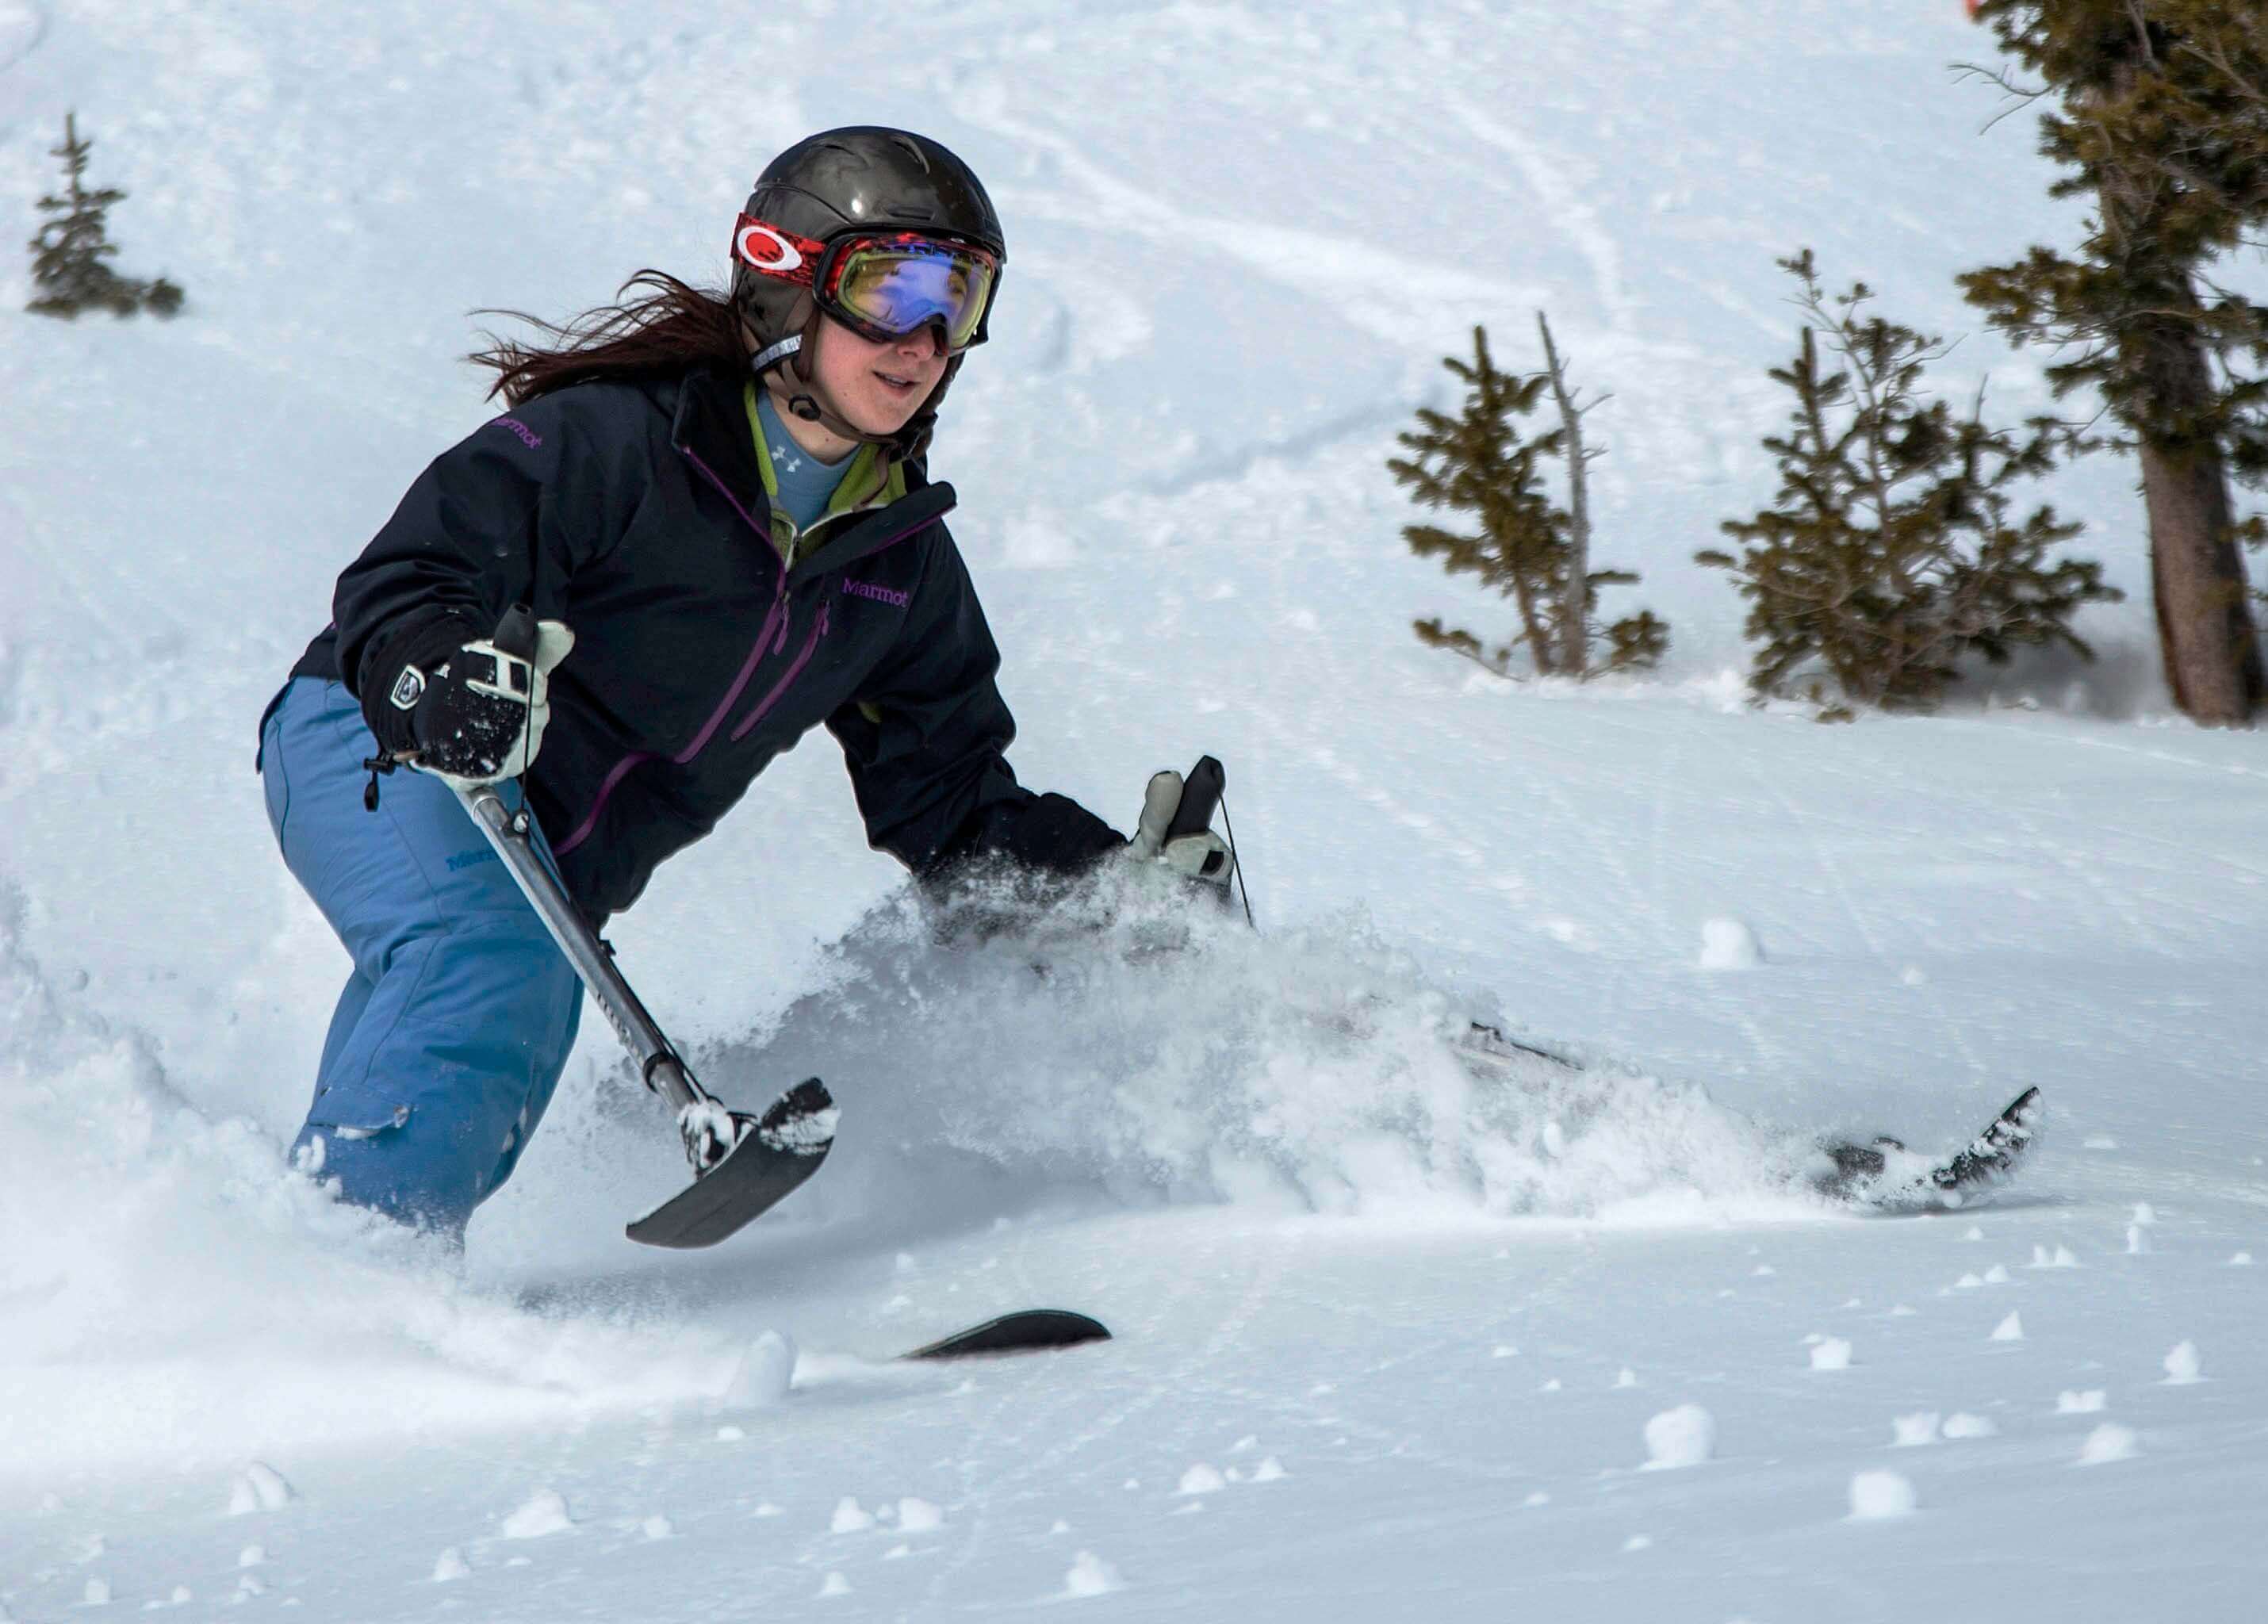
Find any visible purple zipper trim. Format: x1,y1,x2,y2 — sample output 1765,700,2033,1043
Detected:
552,446,934,860
732,603,829,741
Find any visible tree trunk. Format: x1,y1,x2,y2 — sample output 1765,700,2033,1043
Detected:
2129,320,2265,725
1537,312,1589,676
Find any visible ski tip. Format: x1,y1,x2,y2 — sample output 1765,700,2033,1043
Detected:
624,1079,837,1249
901,1309,1112,1362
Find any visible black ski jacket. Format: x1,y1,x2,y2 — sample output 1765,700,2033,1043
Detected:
286,367,1121,920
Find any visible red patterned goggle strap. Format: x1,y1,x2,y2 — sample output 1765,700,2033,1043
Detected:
731,215,827,285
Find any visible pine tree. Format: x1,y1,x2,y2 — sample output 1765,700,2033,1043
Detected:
1959,2,2268,725
27,113,183,320
1389,321,1665,679
1699,251,2119,713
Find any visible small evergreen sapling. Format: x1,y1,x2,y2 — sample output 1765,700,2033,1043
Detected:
1389,319,1665,679
1698,251,2118,712
27,113,183,320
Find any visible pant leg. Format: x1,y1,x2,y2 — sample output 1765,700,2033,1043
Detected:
259,677,583,1231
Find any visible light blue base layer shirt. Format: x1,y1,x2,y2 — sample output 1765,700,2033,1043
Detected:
755,389,855,533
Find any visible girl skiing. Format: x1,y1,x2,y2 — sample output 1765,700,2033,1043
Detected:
257,127,1228,1235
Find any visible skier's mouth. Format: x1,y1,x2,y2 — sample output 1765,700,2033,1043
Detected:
874,370,921,396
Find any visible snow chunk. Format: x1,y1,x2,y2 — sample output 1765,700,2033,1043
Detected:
1697,917,1763,971
83,1577,111,1607
1614,1367,1638,1388
1847,1470,1917,1521
2161,1341,2203,1385
829,1497,874,1534
1891,1411,1939,1447
1490,1343,1519,1358
1989,1312,2025,1342
2131,1202,2157,1226
236,1545,266,1569
753,1502,783,1519
2082,1135,2118,1151
817,1571,851,1598
2229,1251,2254,1267
1962,1226,1985,1241
1982,1264,2009,1284
1943,1413,1996,1439
2078,1423,2138,1465
1622,1534,1652,1552
1640,1404,1715,1470
2126,1225,2149,1255
500,1488,573,1539
1523,1491,1551,1507
431,1549,470,1584
1063,1551,1123,1599
225,1462,295,1515
1810,1338,1852,1372
641,1515,672,1541
1251,1457,1287,1483
1954,1273,1983,1289
2055,1390,2106,1415
715,1425,746,1442
1177,1464,1225,1496
722,1330,796,1410
897,1497,944,1533
2029,1244,2078,1269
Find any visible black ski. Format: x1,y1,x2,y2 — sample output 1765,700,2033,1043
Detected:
901,1309,1112,1362
626,1079,837,1248
1818,1086,2043,1208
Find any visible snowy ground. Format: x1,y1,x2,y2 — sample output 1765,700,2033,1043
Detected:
3,1,2265,1619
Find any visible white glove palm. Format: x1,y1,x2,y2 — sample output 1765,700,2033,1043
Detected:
1125,768,1234,888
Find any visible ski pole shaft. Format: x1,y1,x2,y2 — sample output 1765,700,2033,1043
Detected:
453,783,705,1116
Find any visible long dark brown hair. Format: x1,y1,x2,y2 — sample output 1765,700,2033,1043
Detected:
468,270,743,408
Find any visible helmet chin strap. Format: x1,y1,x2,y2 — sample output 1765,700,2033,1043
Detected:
751,315,898,452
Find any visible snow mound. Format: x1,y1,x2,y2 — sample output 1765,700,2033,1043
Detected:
1640,1404,1715,1469
2078,1424,2138,1466
722,1331,797,1410
1063,1550,1123,1599
500,1488,573,1539
1697,917,1764,971
1848,1470,1917,1521
225,1462,295,1515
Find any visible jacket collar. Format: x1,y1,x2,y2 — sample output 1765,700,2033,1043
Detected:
667,367,956,579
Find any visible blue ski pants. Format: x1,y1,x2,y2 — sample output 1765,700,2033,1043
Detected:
259,677,583,1233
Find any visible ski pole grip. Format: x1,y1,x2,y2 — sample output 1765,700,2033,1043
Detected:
492,602,539,662
1166,755,1225,841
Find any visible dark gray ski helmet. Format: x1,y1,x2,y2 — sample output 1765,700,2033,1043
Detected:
732,127,1004,458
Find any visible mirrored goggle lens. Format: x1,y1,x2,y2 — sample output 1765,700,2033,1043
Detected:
829,239,997,350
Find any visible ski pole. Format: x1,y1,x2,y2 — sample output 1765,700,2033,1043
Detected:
457,604,731,1173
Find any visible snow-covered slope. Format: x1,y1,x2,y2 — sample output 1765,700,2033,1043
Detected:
3,2,2263,1619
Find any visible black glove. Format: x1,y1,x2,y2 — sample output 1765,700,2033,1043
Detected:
364,615,576,787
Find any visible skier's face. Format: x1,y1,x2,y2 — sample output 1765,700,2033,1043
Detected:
808,313,948,439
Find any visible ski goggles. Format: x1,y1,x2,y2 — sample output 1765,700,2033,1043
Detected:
734,215,1000,351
